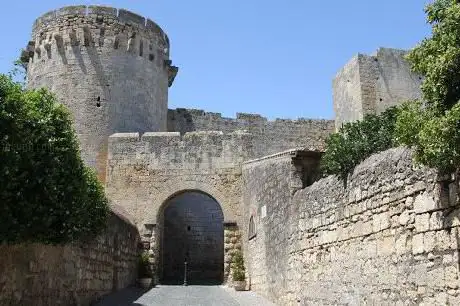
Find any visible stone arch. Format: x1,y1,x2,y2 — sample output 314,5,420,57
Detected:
145,180,237,225
158,191,225,284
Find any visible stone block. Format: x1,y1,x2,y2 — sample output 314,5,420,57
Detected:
395,233,408,255
423,231,435,253
414,194,438,214
377,235,394,256
398,210,411,226
412,234,424,255
415,213,430,232
429,211,444,231
445,266,459,289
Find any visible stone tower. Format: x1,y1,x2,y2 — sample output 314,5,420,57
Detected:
22,5,178,180
332,48,422,130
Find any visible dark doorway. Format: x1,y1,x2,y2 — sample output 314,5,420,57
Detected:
160,191,224,285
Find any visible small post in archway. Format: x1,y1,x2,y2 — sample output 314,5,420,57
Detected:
183,259,188,286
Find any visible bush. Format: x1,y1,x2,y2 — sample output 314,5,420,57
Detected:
320,107,399,178
231,250,246,281
0,74,109,244
138,252,152,278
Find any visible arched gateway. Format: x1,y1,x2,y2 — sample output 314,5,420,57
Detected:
106,131,248,284
159,191,224,284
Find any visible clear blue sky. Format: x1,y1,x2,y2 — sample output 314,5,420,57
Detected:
0,1,431,120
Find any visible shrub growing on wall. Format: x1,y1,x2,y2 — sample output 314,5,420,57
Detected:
0,74,109,244
320,107,399,178
231,250,246,282
322,0,460,178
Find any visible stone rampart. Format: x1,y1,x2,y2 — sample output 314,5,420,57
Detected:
167,108,334,156
0,206,140,306
243,147,460,305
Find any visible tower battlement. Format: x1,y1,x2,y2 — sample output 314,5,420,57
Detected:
26,6,177,85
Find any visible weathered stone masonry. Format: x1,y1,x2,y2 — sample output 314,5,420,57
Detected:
0,207,140,306
242,147,460,305
167,109,335,157
106,130,253,282
24,5,178,181
333,48,422,130
21,4,453,304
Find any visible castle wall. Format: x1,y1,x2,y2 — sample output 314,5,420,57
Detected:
167,109,334,156
242,147,460,305
0,207,140,306
106,130,253,226
25,6,177,180
373,48,423,113
241,152,294,298
106,130,253,281
333,48,422,130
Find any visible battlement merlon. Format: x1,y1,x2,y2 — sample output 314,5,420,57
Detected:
168,108,335,124
26,6,173,66
33,6,168,42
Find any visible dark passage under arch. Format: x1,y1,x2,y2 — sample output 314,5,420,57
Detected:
159,191,224,285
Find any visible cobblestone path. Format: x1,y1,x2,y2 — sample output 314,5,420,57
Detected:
95,285,277,306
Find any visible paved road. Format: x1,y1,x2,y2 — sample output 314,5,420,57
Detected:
94,285,277,306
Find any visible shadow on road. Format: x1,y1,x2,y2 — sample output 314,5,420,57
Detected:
92,286,152,306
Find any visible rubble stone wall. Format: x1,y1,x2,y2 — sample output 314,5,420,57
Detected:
0,207,140,306
243,147,460,305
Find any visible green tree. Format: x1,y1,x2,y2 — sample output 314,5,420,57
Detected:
395,100,460,174
396,0,460,174
0,74,109,244
406,0,460,111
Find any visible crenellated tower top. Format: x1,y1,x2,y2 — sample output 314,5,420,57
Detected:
24,5,178,179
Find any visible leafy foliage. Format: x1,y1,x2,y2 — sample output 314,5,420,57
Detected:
322,0,460,177
231,250,246,281
138,252,152,278
0,74,109,244
399,0,460,174
320,107,399,178
395,101,460,174
406,0,460,111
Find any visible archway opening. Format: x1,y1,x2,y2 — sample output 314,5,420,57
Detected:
159,191,224,285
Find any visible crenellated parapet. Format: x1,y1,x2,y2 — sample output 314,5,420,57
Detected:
24,5,178,82
167,108,335,156
108,130,255,169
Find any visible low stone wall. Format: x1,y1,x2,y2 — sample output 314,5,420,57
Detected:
0,206,140,306
243,147,460,305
